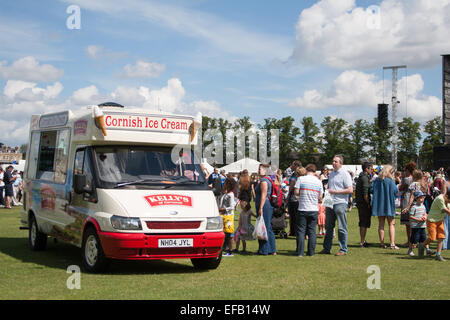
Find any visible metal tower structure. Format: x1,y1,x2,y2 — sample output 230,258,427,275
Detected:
383,65,407,170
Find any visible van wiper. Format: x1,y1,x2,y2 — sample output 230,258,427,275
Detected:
168,176,205,184
176,180,206,184
114,178,171,188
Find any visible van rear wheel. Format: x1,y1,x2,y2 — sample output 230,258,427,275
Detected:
81,227,109,273
191,250,222,270
29,215,47,251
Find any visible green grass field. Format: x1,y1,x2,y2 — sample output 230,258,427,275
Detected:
0,205,449,300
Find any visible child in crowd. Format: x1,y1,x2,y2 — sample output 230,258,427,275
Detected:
421,189,450,261
234,202,256,254
317,199,326,236
407,191,428,257
219,178,236,257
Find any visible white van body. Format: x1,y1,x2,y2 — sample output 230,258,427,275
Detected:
21,104,225,272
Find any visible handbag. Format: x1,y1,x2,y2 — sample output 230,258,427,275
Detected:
252,216,268,241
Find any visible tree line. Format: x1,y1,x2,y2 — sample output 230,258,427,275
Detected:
201,115,443,171
8,116,442,172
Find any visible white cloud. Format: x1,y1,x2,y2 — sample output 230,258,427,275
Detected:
182,100,236,121
0,56,63,82
0,76,235,146
288,70,382,109
86,45,128,61
86,45,103,59
291,0,450,69
121,59,165,79
110,85,146,106
288,70,441,121
71,85,100,105
107,78,236,120
0,79,66,146
3,80,63,102
138,78,185,112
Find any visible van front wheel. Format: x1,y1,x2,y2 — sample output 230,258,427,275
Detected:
191,250,222,270
81,227,109,273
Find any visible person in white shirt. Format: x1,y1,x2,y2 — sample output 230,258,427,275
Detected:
12,170,22,205
319,155,353,256
294,164,323,257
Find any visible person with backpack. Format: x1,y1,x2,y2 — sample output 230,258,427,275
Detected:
294,164,323,257
269,173,284,218
254,163,277,256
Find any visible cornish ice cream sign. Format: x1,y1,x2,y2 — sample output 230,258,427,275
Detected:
104,113,191,133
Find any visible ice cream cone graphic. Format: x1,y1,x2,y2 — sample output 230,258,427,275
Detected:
93,105,107,136
188,112,202,143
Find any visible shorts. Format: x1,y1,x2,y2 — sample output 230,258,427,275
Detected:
426,220,445,241
410,228,426,244
224,232,234,239
357,202,371,228
5,184,14,197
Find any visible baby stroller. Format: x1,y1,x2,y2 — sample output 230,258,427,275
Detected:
272,206,288,239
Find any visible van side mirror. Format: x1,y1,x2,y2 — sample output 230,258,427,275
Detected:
74,174,92,194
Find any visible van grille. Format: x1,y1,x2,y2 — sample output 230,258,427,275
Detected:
146,221,201,229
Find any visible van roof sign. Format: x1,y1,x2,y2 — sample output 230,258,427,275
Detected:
103,112,190,133
39,111,69,128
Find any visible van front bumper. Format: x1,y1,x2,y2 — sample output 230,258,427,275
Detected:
98,231,225,260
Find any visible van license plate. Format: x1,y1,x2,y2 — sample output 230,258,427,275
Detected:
158,238,193,248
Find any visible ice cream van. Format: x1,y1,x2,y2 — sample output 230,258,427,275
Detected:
21,102,225,273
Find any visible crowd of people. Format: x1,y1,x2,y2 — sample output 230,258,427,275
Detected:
0,166,23,209
3,155,449,261
206,157,450,261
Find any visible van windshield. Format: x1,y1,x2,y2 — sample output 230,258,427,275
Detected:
92,146,207,188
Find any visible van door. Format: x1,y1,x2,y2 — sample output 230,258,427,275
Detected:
33,129,70,236
66,147,96,246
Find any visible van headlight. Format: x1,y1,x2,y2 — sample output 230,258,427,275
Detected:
206,216,223,230
111,215,142,230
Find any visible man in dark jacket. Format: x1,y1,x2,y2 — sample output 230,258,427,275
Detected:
0,167,5,207
355,162,372,247
3,166,17,209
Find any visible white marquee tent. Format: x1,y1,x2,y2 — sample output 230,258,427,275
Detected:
219,158,261,174
1,160,26,172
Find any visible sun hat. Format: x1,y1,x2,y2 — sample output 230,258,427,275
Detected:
414,191,425,199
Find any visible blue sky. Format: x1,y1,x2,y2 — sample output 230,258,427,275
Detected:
1,0,449,146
